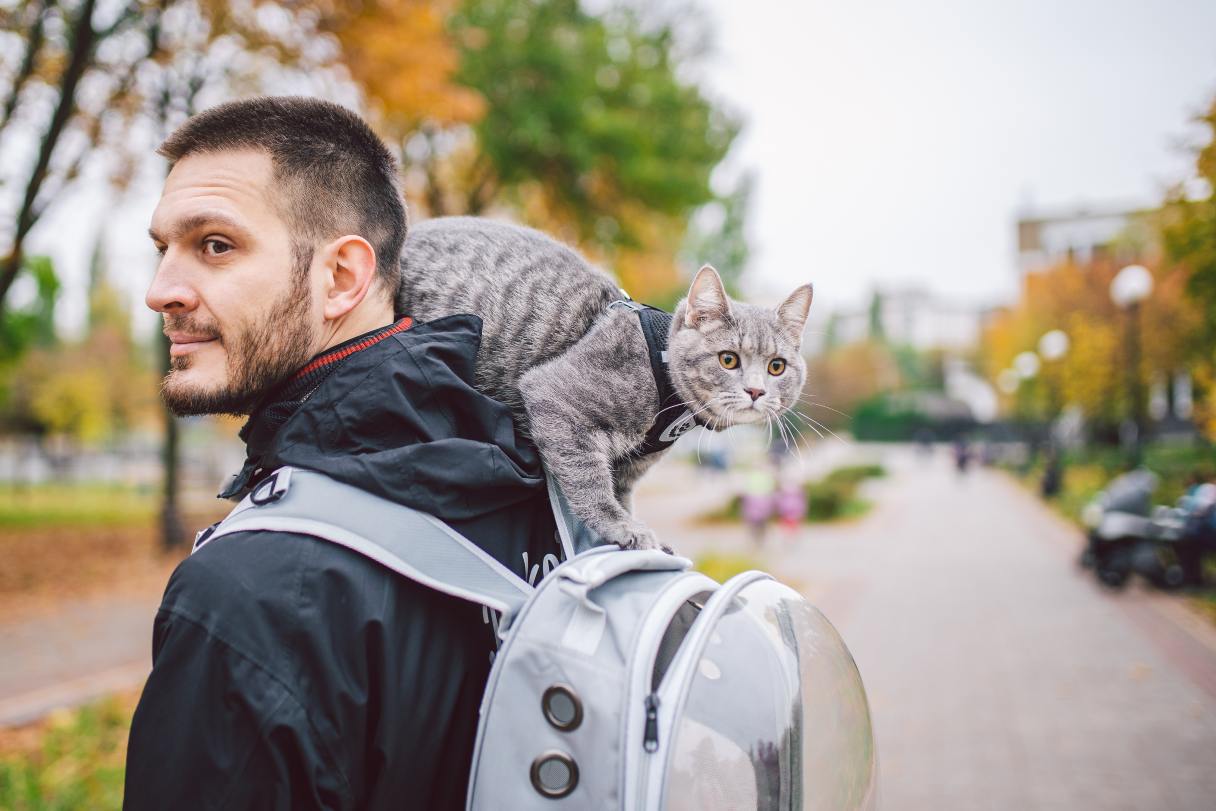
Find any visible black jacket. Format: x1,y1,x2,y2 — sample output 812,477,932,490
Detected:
125,315,561,810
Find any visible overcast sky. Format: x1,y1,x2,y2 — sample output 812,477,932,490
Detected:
700,0,1216,319
20,0,1216,335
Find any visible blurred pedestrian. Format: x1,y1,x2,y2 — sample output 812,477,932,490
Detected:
953,436,971,474
741,468,776,544
775,471,807,532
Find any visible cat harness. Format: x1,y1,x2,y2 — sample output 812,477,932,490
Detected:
608,299,699,456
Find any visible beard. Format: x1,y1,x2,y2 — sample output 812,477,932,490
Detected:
160,248,317,417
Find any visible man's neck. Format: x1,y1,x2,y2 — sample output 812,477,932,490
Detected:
318,297,395,353
220,315,414,500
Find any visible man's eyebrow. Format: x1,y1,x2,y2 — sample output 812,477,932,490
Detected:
148,212,252,243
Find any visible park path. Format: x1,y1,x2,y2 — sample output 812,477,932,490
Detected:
0,590,158,726
635,444,1216,811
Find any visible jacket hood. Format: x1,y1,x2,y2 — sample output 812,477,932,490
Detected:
235,314,547,521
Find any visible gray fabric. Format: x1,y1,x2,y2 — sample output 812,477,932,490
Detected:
547,472,608,556
467,550,707,811
206,467,532,621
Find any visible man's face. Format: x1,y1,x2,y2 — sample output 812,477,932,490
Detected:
147,149,321,416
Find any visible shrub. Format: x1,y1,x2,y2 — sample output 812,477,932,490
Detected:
695,552,763,583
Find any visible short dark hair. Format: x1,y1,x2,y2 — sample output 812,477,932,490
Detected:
159,96,406,296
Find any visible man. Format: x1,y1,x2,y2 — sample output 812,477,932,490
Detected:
125,96,560,810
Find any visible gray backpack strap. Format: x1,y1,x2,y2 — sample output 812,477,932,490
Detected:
545,470,609,557
195,467,532,624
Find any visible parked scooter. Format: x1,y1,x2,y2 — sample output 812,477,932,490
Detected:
1132,483,1216,589
1079,469,1157,588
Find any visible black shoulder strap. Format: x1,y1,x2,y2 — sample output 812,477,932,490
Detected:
612,303,698,456
635,306,677,406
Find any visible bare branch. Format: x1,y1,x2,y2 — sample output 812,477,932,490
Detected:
0,0,101,310
0,0,53,135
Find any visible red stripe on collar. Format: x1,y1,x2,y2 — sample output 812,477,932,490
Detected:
290,317,414,381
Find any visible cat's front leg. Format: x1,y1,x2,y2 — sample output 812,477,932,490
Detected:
532,423,661,551
519,310,665,550
521,391,661,551
613,453,663,514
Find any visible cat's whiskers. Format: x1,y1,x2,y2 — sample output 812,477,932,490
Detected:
794,395,852,420
689,395,729,463
652,399,695,419
790,409,849,444
787,409,827,441
779,412,810,461
778,414,806,466
772,414,798,463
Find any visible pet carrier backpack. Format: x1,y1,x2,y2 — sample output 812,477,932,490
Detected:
196,466,878,810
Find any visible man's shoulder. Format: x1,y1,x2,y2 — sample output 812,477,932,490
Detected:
161,528,486,649
166,529,383,616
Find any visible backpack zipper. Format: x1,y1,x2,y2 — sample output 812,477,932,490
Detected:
643,693,661,753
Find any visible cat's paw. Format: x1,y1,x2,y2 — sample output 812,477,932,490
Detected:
612,524,674,554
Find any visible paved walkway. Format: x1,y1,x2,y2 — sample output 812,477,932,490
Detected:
635,445,1216,811
0,592,157,726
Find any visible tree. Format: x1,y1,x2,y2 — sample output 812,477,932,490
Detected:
681,172,753,299
867,291,885,342
980,256,1202,436
0,0,168,311
402,0,739,303
1160,94,1216,437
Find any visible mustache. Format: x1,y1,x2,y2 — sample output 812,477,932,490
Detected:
163,315,222,341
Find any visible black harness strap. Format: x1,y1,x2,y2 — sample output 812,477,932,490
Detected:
611,300,699,456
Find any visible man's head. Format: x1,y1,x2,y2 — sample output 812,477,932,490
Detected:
147,96,406,416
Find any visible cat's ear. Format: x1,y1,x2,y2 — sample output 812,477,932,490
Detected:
684,265,732,328
776,283,814,344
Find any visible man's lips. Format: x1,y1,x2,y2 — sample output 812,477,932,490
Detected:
166,332,219,356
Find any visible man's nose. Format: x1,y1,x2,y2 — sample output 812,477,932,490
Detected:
744,387,765,402
145,254,199,314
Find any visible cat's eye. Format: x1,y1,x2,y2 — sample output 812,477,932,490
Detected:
718,352,739,370
768,358,787,376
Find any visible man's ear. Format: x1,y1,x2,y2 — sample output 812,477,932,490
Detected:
684,265,732,328
320,235,378,321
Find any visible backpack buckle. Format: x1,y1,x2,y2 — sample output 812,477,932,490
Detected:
250,467,294,506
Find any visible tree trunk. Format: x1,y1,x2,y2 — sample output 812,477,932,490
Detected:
0,0,100,311
159,332,186,549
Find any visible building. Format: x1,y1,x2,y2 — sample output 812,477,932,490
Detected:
1016,204,1156,275
816,287,986,354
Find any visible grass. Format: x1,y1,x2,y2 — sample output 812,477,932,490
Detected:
694,551,766,583
0,484,156,530
0,692,137,811
1011,443,1213,526
696,463,886,526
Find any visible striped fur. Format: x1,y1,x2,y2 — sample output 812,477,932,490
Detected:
398,217,811,550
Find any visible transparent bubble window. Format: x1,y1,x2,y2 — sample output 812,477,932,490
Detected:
664,579,877,811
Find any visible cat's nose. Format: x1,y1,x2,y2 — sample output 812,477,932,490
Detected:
744,387,765,402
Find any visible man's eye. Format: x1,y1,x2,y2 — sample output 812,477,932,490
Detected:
154,245,167,257
203,239,232,256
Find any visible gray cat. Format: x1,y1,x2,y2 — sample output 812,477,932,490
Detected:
398,216,812,551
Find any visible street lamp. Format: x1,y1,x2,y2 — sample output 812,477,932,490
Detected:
1011,351,1042,463
1037,330,1070,497
1110,264,1153,464
1038,329,1070,417
1038,329,1069,363
1014,351,1040,380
